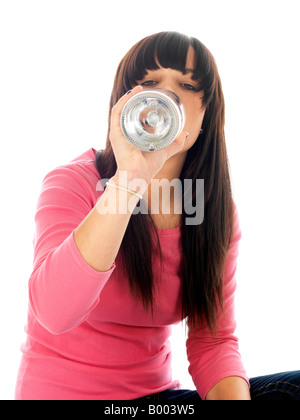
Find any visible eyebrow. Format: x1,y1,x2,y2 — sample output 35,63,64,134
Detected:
145,67,195,75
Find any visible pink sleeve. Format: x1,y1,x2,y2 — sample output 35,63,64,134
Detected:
28,165,115,335
186,205,249,399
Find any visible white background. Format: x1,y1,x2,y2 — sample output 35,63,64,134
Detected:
1,0,299,400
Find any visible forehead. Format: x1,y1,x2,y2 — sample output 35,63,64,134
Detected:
157,46,196,73
148,46,196,75
185,47,196,71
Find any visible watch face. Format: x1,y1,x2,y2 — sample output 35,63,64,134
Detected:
121,88,186,152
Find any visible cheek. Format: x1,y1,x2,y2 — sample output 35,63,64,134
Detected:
181,107,205,151
184,103,205,135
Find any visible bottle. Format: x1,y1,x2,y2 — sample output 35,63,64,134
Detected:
120,88,186,152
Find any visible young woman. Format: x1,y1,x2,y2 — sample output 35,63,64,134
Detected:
15,31,300,400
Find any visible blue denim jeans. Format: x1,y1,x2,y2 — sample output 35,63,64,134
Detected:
139,371,300,401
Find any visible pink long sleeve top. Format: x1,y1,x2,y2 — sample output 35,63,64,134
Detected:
15,148,248,400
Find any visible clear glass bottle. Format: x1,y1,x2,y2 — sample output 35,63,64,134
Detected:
120,88,186,152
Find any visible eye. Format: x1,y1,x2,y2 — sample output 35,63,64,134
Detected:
181,83,196,91
141,80,157,87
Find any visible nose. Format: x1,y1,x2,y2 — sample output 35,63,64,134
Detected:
158,81,178,94
155,83,182,106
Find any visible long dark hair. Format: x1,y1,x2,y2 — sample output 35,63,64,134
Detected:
95,32,234,333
